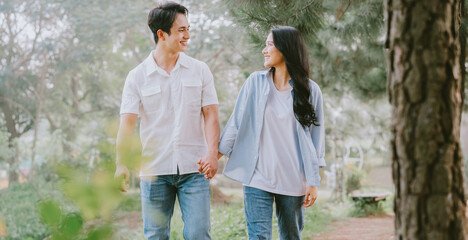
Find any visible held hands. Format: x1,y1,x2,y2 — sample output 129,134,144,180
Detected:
303,186,318,208
197,152,220,179
114,165,130,192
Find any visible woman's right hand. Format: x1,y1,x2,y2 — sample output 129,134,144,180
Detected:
303,186,318,208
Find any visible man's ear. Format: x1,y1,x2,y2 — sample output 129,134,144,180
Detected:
157,29,166,41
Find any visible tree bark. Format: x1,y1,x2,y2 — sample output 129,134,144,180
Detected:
385,0,466,239
460,0,466,115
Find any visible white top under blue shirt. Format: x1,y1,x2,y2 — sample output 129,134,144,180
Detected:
246,73,307,196
219,70,325,188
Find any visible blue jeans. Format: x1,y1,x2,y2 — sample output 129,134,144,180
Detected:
140,172,211,240
243,186,305,240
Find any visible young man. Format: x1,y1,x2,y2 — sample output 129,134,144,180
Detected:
114,2,219,239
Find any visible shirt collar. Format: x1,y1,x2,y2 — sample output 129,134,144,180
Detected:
264,69,295,88
144,51,190,77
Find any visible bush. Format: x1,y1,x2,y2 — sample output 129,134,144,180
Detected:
0,182,50,239
349,197,386,217
345,165,366,195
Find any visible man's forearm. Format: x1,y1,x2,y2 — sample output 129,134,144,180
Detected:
204,117,220,156
116,130,132,166
116,114,138,166
203,106,220,157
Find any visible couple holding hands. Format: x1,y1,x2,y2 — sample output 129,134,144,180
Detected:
115,2,325,240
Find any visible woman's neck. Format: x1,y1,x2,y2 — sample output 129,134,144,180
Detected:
273,63,291,90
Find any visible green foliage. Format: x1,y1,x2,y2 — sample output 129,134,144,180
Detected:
38,200,85,240
0,182,50,239
38,200,62,227
61,213,84,237
345,165,366,195
225,0,325,48
84,224,113,240
349,197,386,217
313,0,386,98
54,161,122,222
0,130,13,165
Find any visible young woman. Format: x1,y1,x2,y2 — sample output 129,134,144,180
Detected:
202,26,325,239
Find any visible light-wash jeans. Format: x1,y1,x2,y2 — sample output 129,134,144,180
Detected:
140,172,211,240
243,186,305,240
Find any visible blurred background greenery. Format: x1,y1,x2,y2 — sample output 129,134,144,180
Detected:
0,0,467,239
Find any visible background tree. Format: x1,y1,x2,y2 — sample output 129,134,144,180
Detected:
385,0,466,239
0,0,61,182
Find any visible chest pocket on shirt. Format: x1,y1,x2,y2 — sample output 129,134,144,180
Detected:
182,81,202,107
141,86,161,113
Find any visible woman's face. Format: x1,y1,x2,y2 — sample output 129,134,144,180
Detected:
262,33,284,68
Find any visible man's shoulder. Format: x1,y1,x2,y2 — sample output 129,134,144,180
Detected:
181,53,208,69
125,62,145,83
130,62,145,74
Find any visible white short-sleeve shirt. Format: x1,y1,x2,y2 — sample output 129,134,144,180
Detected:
120,52,218,176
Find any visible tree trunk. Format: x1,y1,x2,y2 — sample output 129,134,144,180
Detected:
0,92,19,183
385,0,466,239
30,54,48,179
460,0,466,115
8,143,19,184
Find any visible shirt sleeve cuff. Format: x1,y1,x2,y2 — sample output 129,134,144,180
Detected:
318,157,326,168
218,141,232,158
201,101,219,108
306,176,321,187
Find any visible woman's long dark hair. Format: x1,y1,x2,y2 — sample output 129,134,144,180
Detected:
270,26,319,128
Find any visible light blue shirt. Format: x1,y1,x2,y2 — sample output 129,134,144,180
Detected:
219,70,326,187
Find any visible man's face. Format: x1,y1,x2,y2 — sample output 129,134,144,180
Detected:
163,13,190,52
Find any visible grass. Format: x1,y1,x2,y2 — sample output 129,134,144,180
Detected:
1,182,340,240
171,190,335,240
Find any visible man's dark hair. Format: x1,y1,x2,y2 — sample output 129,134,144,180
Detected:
148,2,188,44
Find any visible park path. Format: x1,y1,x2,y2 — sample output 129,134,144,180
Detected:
312,215,394,240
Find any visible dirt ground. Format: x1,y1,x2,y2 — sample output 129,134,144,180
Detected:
312,215,394,240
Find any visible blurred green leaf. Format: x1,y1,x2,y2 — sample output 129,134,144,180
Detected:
60,213,83,237
55,164,123,220
85,224,113,240
38,200,61,227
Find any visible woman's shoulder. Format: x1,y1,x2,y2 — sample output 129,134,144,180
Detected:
245,69,269,85
308,79,322,94
249,69,269,79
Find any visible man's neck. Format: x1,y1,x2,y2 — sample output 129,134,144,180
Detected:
153,46,180,75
